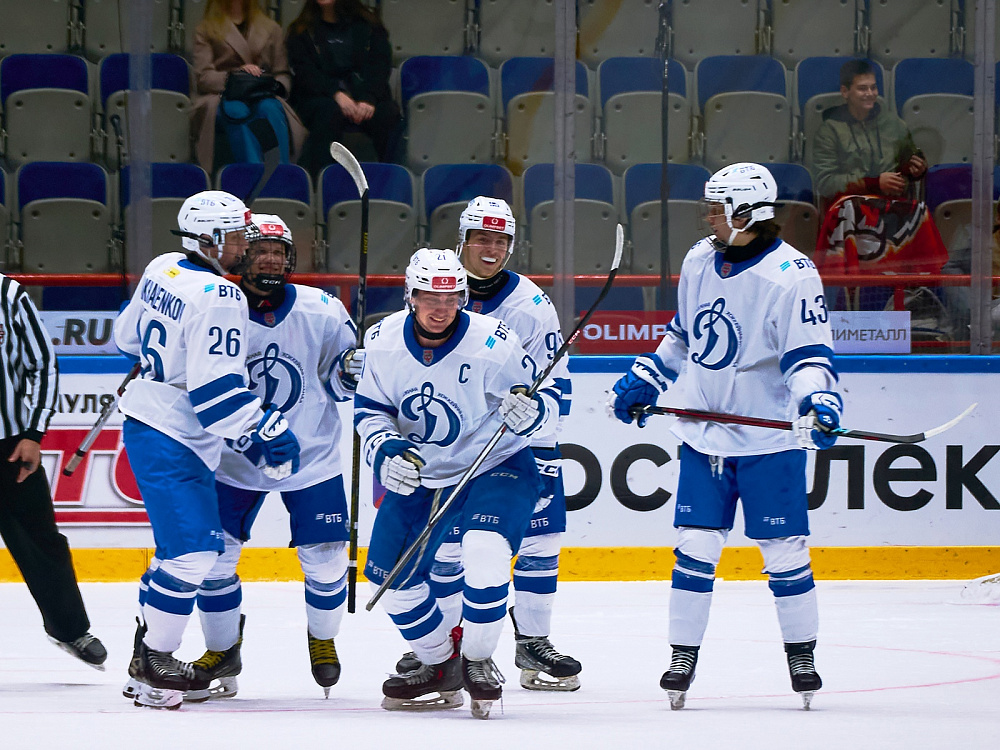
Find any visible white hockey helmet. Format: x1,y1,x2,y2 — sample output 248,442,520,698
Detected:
701,162,778,244
241,213,296,290
176,190,251,271
404,247,469,309
457,196,516,257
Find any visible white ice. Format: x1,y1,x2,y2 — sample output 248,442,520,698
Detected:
1,580,997,749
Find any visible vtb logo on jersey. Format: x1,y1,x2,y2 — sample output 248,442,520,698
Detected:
482,215,506,231
400,382,462,446
246,342,304,413
691,297,741,371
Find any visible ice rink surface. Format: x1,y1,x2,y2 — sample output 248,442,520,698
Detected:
1,579,997,749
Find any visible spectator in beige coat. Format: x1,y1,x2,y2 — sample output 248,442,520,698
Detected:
191,0,308,172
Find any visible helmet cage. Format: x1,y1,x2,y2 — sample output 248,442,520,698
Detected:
237,217,296,291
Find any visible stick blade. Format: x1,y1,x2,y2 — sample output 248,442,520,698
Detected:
612,223,624,270
923,402,977,440
329,142,369,194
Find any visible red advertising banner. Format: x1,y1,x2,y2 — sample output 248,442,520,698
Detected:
576,310,675,354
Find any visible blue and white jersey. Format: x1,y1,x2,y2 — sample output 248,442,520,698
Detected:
655,238,837,456
467,272,571,450
355,310,560,488
113,252,263,469
215,284,358,492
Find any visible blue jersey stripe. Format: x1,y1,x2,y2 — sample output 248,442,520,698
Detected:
195,391,258,428
780,344,836,376
354,393,399,418
189,373,247,407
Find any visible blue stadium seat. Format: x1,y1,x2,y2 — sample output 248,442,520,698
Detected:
399,56,495,173
0,53,92,165
894,58,974,165
320,162,417,274
599,57,691,172
695,55,791,170
522,162,618,274
420,163,515,250
764,162,819,255
122,162,209,259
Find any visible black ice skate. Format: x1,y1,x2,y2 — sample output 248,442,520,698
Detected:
381,627,464,712
185,614,245,703
308,632,341,698
462,656,505,720
659,645,699,710
122,617,146,699
785,640,822,710
48,632,107,672
133,642,196,710
510,607,581,691
395,651,422,674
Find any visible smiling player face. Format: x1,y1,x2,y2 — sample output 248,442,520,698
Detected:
411,290,463,334
462,229,511,279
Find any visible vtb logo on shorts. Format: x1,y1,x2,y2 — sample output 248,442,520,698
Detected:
400,381,461,446
691,297,740,371
482,216,506,231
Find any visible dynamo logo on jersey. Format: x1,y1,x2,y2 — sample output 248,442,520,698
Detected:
690,297,741,371
400,382,462,446
246,342,304,413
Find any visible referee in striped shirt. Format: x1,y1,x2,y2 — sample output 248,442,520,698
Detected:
0,273,107,670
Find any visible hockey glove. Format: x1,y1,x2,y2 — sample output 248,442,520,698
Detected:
234,407,301,480
500,386,546,436
795,391,843,450
373,438,424,496
608,352,674,427
336,348,365,391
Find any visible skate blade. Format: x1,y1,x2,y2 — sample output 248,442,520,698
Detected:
184,676,238,703
48,637,106,671
470,698,495,719
799,690,816,710
323,686,330,699
381,691,464,712
133,683,183,710
519,669,581,692
122,677,142,700
667,690,687,710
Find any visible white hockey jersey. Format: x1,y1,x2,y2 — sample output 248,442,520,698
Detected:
113,252,263,469
467,272,571,449
355,310,561,488
655,238,837,456
215,284,358,492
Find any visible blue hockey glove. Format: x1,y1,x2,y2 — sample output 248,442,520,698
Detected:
234,407,301,479
795,391,843,450
608,353,674,427
336,347,365,391
373,436,424,496
500,386,546,436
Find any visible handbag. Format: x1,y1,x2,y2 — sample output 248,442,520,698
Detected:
221,71,282,122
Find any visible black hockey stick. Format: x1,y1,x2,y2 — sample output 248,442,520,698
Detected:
243,119,281,208
366,224,626,611
630,403,977,444
63,362,142,476
329,141,369,614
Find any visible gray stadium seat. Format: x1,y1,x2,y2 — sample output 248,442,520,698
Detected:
895,58,974,167
83,0,172,62
123,162,210,260
478,0,555,68
775,202,819,257
768,0,861,68
0,0,71,56
380,0,469,65
932,199,971,256
667,0,761,71
577,0,661,68
866,0,956,67
180,0,208,58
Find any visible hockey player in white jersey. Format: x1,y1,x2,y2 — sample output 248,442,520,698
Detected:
609,163,841,711
357,248,560,719
394,197,580,691
186,214,362,701
114,191,301,709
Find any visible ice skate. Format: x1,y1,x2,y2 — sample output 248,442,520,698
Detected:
133,642,196,710
510,608,581,691
48,632,107,672
382,627,463,711
185,614,245,703
394,651,422,674
462,656,504,719
308,632,341,698
122,617,146,699
786,640,822,710
659,645,698,710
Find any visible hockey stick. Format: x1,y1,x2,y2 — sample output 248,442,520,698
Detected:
329,141,369,614
631,402,977,444
366,224,625,611
63,362,142,476
242,119,281,208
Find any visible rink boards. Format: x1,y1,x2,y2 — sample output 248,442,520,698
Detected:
1,355,997,582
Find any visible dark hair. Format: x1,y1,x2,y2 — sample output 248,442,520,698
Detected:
839,59,875,89
288,0,381,36
752,218,782,245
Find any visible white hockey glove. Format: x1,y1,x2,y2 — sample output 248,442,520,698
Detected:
336,347,365,391
794,391,843,450
500,386,546,436
233,407,301,480
373,437,425,495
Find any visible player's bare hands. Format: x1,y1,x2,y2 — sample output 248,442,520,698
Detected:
878,171,906,196
9,438,41,483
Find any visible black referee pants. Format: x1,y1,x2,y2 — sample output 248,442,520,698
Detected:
0,436,90,643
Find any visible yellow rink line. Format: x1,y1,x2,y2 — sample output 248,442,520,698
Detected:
1,546,997,583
